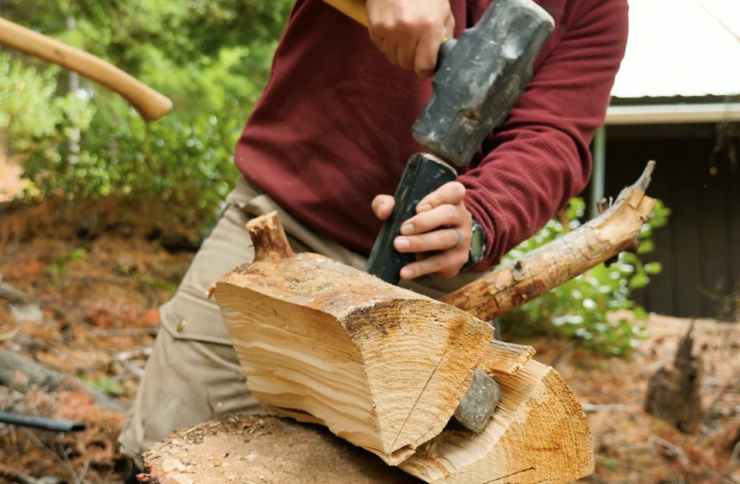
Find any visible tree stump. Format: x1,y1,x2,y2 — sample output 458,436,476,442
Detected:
644,321,704,434
141,414,422,484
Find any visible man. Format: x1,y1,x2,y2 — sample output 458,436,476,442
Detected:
120,0,628,478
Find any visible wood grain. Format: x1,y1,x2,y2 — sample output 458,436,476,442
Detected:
212,213,493,464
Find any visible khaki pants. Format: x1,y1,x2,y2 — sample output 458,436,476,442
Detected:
118,176,488,469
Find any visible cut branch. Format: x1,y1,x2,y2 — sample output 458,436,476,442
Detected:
442,161,657,321
0,349,127,413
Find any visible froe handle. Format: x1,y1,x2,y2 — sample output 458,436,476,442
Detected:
320,0,455,70
0,17,173,122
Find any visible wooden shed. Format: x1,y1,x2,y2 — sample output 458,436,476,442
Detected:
584,0,740,320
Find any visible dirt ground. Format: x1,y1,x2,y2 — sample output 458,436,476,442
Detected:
0,221,738,483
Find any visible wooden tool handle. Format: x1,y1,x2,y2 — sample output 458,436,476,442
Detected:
321,0,368,27
0,17,172,122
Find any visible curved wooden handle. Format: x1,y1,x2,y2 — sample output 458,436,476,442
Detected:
321,0,368,27
0,17,172,122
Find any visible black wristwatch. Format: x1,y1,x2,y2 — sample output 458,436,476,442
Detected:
462,218,486,272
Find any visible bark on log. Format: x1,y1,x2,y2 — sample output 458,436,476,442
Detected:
211,216,494,464
443,161,657,321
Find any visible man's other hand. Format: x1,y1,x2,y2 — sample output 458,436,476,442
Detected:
366,0,454,77
372,181,472,280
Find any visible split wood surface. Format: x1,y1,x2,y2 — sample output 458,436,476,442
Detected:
169,161,659,483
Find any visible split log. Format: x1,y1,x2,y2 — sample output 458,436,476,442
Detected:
211,214,494,464
443,160,657,321
398,359,591,483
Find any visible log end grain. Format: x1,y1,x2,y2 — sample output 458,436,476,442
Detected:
141,414,423,484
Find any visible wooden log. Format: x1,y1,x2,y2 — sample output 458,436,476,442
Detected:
398,359,592,483
141,414,422,484
211,215,494,464
443,160,658,322
141,360,591,484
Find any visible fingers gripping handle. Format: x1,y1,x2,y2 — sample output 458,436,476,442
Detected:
365,154,458,285
320,0,454,72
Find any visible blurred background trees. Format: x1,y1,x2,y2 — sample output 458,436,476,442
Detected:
0,0,293,224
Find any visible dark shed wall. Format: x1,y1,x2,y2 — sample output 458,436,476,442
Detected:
591,124,739,320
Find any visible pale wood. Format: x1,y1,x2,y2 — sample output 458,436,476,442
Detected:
0,17,172,122
477,340,536,376
142,414,421,484
321,0,369,27
399,359,593,484
141,360,592,484
443,161,657,321
211,212,493,465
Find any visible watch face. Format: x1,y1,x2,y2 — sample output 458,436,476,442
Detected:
470,224,485,261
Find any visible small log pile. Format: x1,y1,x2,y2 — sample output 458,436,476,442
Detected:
144,162,658,484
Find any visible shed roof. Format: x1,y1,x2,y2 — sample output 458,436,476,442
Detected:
610,0,740,100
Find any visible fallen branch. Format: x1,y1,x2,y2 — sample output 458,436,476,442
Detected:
443,161,657,321
0,281,35,306
0,349,127,413
110,348,152,380
90,327,159,338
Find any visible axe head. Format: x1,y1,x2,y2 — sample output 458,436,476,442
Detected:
413,0,555,167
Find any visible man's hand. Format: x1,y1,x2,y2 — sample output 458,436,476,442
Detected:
366,0,454,78
372,181,472,280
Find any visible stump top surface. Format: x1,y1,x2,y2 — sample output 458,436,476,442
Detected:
144,414,423,484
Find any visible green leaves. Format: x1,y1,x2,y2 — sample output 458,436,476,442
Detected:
499,197,670,358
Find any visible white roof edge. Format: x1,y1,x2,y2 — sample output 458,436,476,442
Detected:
605,103,740,125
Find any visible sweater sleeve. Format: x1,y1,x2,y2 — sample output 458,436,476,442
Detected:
459,0,629,271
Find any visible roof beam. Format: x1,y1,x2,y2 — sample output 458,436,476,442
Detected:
606,103,740,125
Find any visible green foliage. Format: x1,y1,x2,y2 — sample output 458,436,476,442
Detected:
499,198,672,358
5,0,293,230
47,248,87,276
0,54,94,155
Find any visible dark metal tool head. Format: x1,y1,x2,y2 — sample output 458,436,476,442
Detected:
414,0,555,167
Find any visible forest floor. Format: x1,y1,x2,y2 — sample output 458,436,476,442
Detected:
0,203,738,484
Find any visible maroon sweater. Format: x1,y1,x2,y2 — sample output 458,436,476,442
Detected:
234,0,628,270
